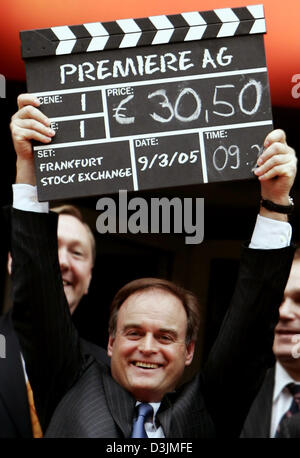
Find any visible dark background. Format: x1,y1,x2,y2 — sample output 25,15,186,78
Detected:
1,75,299,376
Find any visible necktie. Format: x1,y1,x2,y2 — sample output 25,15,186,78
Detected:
275,383,300,437
130,403,153,438
26,380,43,438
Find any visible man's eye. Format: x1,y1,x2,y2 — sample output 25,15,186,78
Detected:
159,335,173,343
126,330,141,338
72,250,83,257
293,295,300,304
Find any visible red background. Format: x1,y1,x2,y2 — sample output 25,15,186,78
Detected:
0,0,299,108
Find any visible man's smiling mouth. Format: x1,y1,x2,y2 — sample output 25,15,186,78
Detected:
132,362,162,369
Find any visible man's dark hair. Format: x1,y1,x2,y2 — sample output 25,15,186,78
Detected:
108,277,201,344
51,204,96,264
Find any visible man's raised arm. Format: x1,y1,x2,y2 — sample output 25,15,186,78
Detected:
202,128,297,436
10,94,83,431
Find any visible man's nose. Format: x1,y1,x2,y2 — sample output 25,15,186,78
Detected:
138,334,158,354
58,247,70,271
279,297,296,320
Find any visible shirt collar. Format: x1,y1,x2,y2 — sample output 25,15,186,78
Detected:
273,361,297,402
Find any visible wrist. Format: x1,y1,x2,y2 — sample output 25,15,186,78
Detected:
16,157,36,185
261,196,294,213
260,196,294,222
259,207,289,222
261,195,292,206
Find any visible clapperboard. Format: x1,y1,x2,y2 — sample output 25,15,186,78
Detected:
20,4,273,201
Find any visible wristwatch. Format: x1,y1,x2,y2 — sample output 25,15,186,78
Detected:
260,197,294,214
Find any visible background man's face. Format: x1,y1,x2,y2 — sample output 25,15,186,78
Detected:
108,288,195,402
273,259,300,363
57,214,93,314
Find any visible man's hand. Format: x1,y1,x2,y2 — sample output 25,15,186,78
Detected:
10,93,55,185
254,129,297,220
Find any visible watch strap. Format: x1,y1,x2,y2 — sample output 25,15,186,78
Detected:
260,197,294,214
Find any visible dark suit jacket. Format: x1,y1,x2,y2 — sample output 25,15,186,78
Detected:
241,367,275,437
0,208,110,438
0,312,109,438
0,312,32,438
0,208,32,438
10,209,295,438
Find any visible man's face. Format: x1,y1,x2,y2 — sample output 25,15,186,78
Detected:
57,214,93,315
273,259,300,364
108,289,195,402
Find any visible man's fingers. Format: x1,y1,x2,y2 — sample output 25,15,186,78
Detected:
255,150,297,180
255,152,291,176
14,127,53,145
13,117,54,136
257,142,292,166
12,104,51,127
257,163,296,181
17,93,40,110
12,121,55,144
264,129,287,148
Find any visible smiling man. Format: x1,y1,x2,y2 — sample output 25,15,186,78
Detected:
107,279,197,405
9,93,297,438
242,249,300,438
273,250,300,367
0,201,108,438
54,206,94,315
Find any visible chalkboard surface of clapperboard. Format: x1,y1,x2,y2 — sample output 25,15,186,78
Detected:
20,4,273,201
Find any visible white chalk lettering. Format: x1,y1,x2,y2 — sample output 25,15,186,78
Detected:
59,51,195,84
38,95,62,105
113,94,135,124
179,50,194,70
96,60,112,80
41,174,75,186
216,47,233,66
60,64,77,84
202,47,233,69
78,62,96,82
144,54,160,74
112,59,138,78
78,168,132,182
39,157,104,172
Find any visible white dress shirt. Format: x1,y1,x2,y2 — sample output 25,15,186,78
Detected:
270,362,300,437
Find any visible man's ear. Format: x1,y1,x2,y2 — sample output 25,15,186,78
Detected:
7,252,12,275
184,340,195,367
84,271,92,296
107,335,115,357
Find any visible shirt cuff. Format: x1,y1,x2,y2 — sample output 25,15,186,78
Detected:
249,214,292,249
12,184,49,213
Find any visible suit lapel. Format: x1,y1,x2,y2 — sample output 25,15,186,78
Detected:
103,376,179,438
241,367,274,437
102,370,136,437
0,314,32,437
258,367,275,435
156,395,175,437
102,375,185,438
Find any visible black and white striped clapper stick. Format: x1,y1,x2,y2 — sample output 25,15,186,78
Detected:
21,4,266,57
